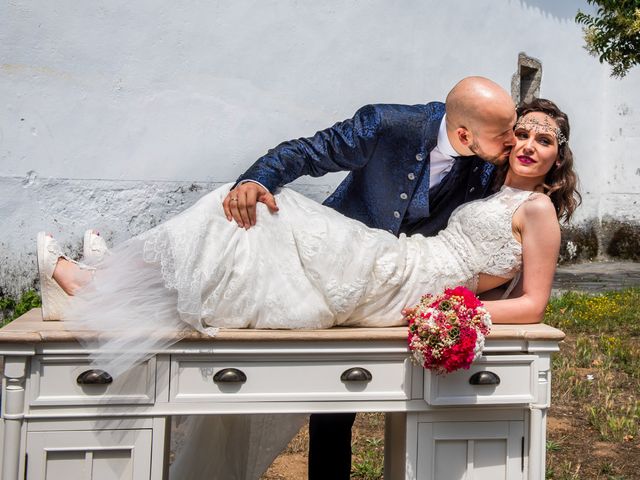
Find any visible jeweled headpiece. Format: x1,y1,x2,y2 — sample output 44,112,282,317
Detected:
514,115,567,146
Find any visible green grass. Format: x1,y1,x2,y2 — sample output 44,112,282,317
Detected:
546,289,640,383
0,289,41,326
546,461,582,480
545,288,639,479
545,288,640,336
546,439,562,452
588,401,640,443
351,437,384,480
351,414,385,480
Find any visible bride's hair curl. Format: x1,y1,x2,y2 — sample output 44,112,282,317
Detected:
494,98,582,222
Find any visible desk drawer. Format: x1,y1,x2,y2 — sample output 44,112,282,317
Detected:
30,355,156,406
425,355,537,406
170,356,411,402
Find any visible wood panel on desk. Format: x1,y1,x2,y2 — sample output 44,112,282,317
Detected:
0,308,565,344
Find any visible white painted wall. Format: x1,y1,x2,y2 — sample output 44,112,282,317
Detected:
600,74,640,222
1,0,639,296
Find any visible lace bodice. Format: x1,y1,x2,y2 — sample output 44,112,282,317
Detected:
379,185,536,315
437,186,535,281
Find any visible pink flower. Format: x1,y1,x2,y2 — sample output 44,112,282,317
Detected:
405,287,491,375
445,286,483,308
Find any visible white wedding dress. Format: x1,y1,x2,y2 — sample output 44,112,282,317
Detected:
64,183,534,480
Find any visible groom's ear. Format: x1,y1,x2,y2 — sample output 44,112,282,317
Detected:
456,127,472,147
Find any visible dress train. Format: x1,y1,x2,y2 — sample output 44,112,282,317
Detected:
169,414,308,480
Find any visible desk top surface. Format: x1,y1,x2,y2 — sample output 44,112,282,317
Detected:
0,309,565,344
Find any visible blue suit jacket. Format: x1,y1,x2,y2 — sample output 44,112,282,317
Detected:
236,102,496,237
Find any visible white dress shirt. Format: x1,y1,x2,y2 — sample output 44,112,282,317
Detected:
428,114,460,188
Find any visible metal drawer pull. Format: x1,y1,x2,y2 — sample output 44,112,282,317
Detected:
469,371,501,386
213,368,247,384
340,367,373,382
76,369,113,385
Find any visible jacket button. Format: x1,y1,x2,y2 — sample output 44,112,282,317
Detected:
408,173,416,180
473,166,479,173
469,187,476,193
416,153,425,162
400,193,408,200
393,211,401,218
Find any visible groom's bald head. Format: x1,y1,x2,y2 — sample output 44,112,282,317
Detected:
445,76,517,164
446,76,515,132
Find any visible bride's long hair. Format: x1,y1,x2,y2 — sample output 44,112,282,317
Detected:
495,98,582,222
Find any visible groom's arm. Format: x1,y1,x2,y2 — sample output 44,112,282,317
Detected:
237,104,382,190
223,105,383,228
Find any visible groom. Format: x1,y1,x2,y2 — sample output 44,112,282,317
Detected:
223,76,516,479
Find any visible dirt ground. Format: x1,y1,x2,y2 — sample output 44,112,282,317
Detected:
545,402,639,479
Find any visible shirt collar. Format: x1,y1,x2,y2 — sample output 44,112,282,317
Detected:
436,114,460,158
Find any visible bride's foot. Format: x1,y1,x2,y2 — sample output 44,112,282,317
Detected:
37,232,93,321
53,258,93,295
83,229,110,264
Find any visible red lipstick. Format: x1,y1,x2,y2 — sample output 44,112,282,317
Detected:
517,155,535,165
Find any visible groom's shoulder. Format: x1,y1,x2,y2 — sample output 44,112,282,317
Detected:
357,101,443,117
355,102,444,131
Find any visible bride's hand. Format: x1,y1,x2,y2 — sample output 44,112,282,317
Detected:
401,306,417,318
223,182,279,229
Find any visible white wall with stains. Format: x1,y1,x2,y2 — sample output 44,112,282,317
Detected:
600,85,640,222
1,0,639,296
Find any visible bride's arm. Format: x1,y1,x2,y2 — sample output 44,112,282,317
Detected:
482,195,560,324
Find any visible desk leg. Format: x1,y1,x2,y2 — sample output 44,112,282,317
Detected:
150,416,171,480
384,412,408,480
528,406,547,480
529,360,552,480
2,356,27,480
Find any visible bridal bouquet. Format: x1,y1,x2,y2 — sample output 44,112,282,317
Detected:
405,286,492,374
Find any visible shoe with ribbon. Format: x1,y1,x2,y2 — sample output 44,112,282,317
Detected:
37,232,94,321
83,229,110,264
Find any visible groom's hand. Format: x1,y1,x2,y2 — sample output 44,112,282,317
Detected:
223,182,279,229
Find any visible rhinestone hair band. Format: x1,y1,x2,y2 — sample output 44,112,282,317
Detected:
514,116,567,146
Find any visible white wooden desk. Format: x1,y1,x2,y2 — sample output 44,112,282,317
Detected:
0,309,564,480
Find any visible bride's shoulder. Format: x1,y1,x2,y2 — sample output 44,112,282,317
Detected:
510,193,559,240
518,193,558,224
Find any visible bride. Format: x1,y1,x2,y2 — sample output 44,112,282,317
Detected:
37,98,579,478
